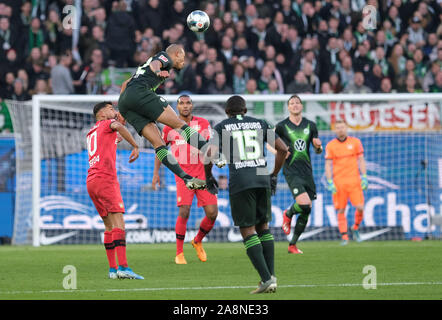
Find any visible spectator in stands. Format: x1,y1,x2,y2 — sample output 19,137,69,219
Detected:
232,62,248,94
353,42,373,76
173,54,197,94
244,78,260,95
199,62,216,94
28,17,46,53
207,72,233,95
389,43,407,83
329,72,343,93
286,70,313,94
344,71,372,94
320,36,340,83
106,0,135,67
320,82,332,94
340,55,355,90
303,61,320,93
50,51,74,94
423,61,441,92
0,16,21,61
399,72,423,93
32,78,50,95
244,55,260,81
11,78,30,101
413,48,428,86
138,0,165,37
17,69,29,92
380,77,394,93
1,48,20,78
44,8,62,55
407,16,426,48
366,64,384,93
429,71,442,93
0,72,15,99
257,65,273,92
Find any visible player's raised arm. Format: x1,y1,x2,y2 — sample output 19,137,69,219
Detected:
270,137,288,195
110,121,139,163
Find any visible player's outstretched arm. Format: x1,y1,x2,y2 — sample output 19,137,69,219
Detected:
325,159,337,194
358,154,368,190
270,137,288,195
110,121,139,163
312,138,323,154
270,137,288,177
149,60,170,78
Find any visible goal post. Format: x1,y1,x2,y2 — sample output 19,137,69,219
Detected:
6,93,442,246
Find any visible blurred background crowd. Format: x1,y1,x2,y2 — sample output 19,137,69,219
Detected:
0,0,442,132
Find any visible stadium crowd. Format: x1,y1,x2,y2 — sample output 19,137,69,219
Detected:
0,0,441,114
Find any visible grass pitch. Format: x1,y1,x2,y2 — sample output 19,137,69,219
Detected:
0,241,441,300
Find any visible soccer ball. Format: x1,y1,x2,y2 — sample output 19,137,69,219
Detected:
187,10,210,33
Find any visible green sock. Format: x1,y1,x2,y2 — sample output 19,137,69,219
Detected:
290,213,309,245
258,229,275,276
155,146,191,180
243,234,271,282
286,203,302,219
179,124,208,151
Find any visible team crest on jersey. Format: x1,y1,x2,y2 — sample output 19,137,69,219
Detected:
304,128,309,135
158,55,168,63
347,144,353,149
294,139,306,152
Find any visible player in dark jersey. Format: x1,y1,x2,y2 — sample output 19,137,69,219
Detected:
205,95,288,294
275,95,323,254
118,44,210,190
86,101,143,280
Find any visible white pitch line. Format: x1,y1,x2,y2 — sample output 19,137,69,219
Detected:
1,281,442,295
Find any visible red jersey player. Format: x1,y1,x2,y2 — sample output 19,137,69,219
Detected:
152,95,218,265
86,101,143,279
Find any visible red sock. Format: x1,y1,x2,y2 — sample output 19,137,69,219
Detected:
175,216,188,255
353,210,364,230
337,212,349,240
194,216,215,243
104,231,117,269
112,228,128,268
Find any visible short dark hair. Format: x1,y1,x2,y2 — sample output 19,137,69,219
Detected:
225,95,246,117
288,94,302,105
93,101,112,118
177,94,192,103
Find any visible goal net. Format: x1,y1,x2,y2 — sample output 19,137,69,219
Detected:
6,93,442,246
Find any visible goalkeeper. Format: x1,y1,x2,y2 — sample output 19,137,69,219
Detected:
325,120,368,245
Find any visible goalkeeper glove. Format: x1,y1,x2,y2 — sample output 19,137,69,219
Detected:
361,174,368,190
206,176,219,195
327,179,337,194
270,174,278,196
